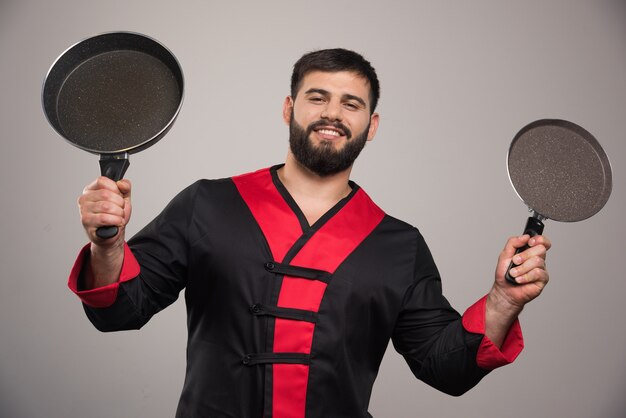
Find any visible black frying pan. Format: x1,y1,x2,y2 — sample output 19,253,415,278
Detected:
42,31,184,238
505,119,612,284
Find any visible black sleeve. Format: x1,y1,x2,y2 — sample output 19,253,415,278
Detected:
84,181,199,332
391,231,489,396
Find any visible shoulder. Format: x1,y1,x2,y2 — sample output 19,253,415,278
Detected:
374,213,428,250
356,184,424,244
170,176,236,205
177,166,275,207
164,168,262,216
356,187,435,268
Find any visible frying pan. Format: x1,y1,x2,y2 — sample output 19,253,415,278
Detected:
42,31,184,238
505,119,612,284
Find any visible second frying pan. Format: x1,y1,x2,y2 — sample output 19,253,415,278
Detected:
505,119,612,284
42,31,184,238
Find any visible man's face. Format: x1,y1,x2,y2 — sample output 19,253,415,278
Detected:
283,71,379,177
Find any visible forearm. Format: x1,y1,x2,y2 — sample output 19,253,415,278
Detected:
83,242,125,290
485,289,523,349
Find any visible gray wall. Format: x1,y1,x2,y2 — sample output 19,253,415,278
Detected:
1,1,624,417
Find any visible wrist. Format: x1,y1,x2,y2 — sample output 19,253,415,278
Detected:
85,241,125,289
485,289,522,349
487,288,523,326
90,239,125,258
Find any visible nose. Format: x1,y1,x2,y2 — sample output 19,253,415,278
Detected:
320,99,342,121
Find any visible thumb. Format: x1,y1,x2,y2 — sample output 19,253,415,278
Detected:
116,179,132,197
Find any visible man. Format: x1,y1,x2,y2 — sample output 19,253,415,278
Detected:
69,49,550,417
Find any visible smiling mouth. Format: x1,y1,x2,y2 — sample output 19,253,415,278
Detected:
308,120,351,140
313,123,350,139
316,128,344,138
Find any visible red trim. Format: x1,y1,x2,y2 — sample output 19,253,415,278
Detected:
288,189,384,272
273,364,309,418
68,243,140,308
234,167,385,418
277,278,327,311
273,319,316,353
462,295,524,370
232,168,303,262
274,278,325,354
271,189,383,418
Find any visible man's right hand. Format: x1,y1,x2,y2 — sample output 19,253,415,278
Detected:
77,177,132,289
78,176,132,247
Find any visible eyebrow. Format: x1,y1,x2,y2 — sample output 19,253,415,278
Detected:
304,88,367,109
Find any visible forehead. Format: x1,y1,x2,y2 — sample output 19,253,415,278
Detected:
297,71,371,100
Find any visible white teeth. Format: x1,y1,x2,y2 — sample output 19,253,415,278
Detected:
318,129,340,137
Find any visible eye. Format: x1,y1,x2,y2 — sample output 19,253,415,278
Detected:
309,96,325,104
343,102,360,110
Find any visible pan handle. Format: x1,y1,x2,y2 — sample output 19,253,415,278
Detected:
505,216,545,285
96,153,130,239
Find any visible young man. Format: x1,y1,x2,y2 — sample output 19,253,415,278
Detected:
70,49,550,418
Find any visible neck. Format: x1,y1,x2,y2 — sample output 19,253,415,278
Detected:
277,153,353,225
279,152,353,203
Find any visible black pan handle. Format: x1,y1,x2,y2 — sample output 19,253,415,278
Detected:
505,216,545,285
96,153,130,239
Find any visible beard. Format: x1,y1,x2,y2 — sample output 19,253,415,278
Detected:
289,113,369,177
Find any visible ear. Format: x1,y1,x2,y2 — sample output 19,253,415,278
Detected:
282,96,294,125
366,112,380,141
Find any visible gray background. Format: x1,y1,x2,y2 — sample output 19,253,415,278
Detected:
1,1,624,417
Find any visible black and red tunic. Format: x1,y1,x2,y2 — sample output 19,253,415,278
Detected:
69,165,523,418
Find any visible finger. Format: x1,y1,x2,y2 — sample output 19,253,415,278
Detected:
115,179,133,224
529,234,552,251
513,265,550,286
84,199,126,217
82,211,127,229
511,234,552,266
496,235,527,275
80,201,126,227
511,243,548,266
116,179,132,197
83,187,126,203
509,253,545,277
83,176,123,194
78,190,127,216
79,192,126,226
500,235,531,260
80,204,126,232
80,176,127,214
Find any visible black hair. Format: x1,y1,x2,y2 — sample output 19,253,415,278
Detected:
290,48,380,113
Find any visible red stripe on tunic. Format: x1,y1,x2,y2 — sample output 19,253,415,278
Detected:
273,364,309,418
273,319,316,353
277,277,327,311
232,168,303,262
233,167,385,418
289,189,385,272
271,188,383,417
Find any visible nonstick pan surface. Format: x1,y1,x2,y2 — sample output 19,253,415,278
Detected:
42,31,184,155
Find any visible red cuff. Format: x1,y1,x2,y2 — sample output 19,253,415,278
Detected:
67,243,140,308
462,295,524,370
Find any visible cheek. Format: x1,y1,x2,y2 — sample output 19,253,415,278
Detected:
350,116,371,134
294,108,318,127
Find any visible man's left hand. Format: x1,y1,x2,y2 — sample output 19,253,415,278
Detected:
485,234,551,348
